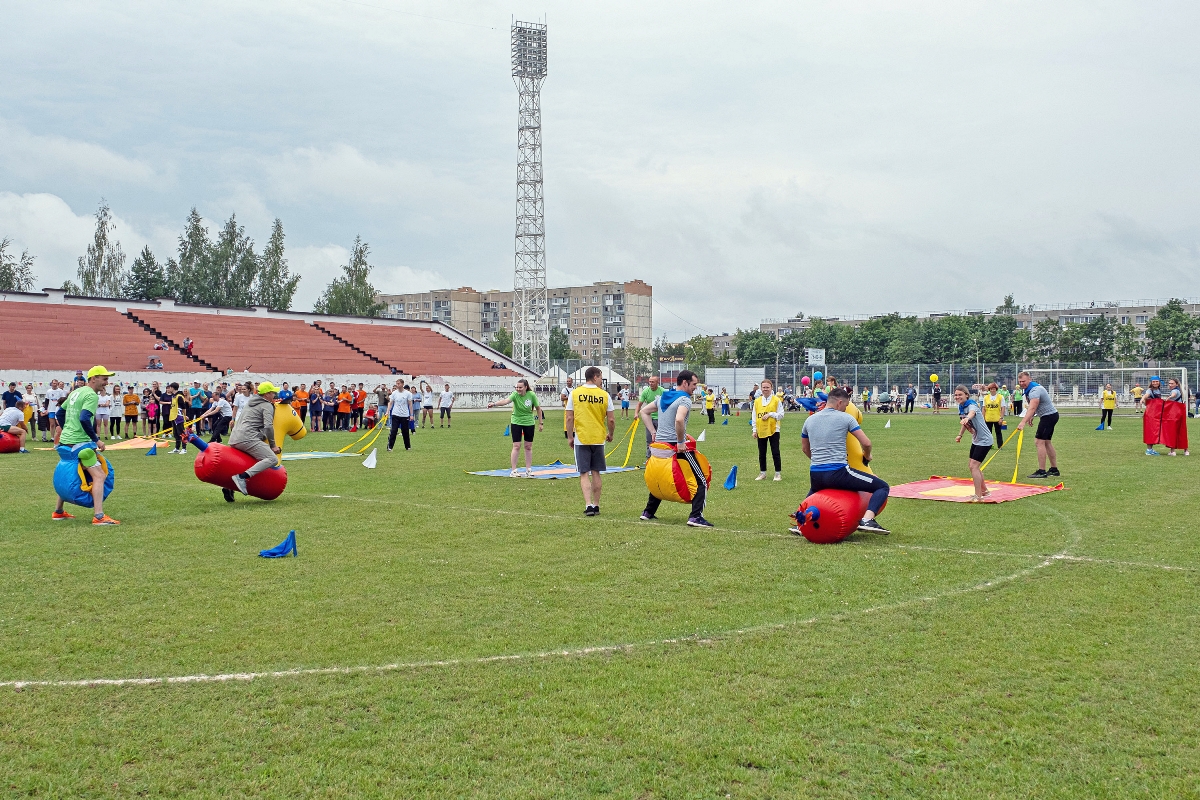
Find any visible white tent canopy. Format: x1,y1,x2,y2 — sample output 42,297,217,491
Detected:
569,365,630,386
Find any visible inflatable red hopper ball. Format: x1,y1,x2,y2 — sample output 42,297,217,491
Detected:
0,431,19,454
792,489,887,544
189,434,288,501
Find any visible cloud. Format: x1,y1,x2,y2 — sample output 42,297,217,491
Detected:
0,120,156,186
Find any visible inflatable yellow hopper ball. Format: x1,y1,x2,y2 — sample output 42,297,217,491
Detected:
845,401,872,474
271,400,308,463
644,437,713,503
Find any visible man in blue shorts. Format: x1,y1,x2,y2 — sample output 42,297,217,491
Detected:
1015,371,1060,479
800,387,890,534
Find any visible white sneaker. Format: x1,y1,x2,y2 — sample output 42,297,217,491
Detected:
524,468,534,478
773,472,782,481
755,472,766,481
509,469,521,478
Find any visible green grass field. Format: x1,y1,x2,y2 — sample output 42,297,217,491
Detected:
2,408,1198,797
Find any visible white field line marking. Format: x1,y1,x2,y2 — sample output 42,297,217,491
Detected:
2,515,1084,691
0,551,1057,690
327,494,1197,572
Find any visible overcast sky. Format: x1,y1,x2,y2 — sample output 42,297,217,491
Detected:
2,1,1198,340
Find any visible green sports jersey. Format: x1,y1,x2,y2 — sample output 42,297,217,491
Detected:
508,391,540,426
60,386,99,445
639,386,665,419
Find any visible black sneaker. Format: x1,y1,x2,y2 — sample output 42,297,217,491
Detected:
1027,469,1048,479
687,516,715,528
1047,467,1061,477
856,518,890,535
222,488,235,503
639,511,656,521
584,505,598,517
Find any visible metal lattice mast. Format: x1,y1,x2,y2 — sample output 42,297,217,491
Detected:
511,20,549,373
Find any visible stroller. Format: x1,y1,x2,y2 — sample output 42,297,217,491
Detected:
875,392,895,413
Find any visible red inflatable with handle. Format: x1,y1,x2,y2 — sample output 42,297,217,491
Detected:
792,489,888,544
189,434,288,501
0,431,19,454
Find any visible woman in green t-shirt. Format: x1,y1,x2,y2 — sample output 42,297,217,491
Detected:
487,379,544,477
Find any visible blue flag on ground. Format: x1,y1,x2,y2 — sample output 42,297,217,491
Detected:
145,443,157,455
1096,423,1105,431
721,418,728,425
503,425,510,437
260,530,297,558
724,465,738,490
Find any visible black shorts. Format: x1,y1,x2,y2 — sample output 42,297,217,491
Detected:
440,407,451,418
574,443,606,473
1035,412,1059,441
511,424,535,442
969,444,991,463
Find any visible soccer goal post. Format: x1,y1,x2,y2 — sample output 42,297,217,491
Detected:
1021,366,1189,409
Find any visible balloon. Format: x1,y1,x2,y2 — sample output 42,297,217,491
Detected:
814,371,823,381
800,376,811,386
929,373,939,382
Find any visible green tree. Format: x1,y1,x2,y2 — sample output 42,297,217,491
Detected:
1010,328,1036,361
1113,322,1142,362
60,279,82,294
492,326,513,356
0,237,36,292
254,219,300,310
313,236,384,317
884,319,924,363
980,315,1016,362
124,245,167,301
732,329,778,364
625,345,653,379
683,334,717,366
653,336,684,360
169,208,211,305
1145,299,1197,360
549,325,579,360
1031,318,1061,361
77,200,127,297
803,318,838,356
210,214,259,308
995,294,1020,315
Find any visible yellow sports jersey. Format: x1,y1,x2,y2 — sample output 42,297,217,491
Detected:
568,386,613,445
754,394,782,437
1132,387,1144,399
705,394,714,409
1102,389,1116,409
983,393,1004,422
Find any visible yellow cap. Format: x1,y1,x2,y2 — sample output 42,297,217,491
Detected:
87,365,116,379
257,381,279,394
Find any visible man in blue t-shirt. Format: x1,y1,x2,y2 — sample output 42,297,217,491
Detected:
1015,371,1060,479
800,387,890,534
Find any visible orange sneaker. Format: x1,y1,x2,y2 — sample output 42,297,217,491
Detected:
91,514,121,526
51,511,75,520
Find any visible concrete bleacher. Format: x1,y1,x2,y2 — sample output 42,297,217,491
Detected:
315,322,519,377
129,310,386,375
0,302,199,372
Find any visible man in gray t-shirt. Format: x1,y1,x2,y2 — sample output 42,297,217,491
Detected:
1016,371,1060,479
800,387,890,534
639,371,712,528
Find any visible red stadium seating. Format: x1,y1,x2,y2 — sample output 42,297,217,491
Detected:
130,311,384,374
315,322,518,376
0,302,202,372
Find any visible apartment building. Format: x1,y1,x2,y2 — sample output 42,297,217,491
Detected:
378,279,653,360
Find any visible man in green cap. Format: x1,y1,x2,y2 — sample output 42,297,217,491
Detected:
228,381,282,496
54,365,120,524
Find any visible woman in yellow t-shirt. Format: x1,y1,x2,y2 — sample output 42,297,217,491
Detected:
751,378,785,481
704,388,716,424
1099,383,1117,429
982,382,1005,447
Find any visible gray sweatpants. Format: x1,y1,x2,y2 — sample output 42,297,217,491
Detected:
234,439,277,478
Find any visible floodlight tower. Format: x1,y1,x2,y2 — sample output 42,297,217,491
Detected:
511,19,549,373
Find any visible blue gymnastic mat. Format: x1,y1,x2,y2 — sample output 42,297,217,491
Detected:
280,451,359,461
469,460,639,479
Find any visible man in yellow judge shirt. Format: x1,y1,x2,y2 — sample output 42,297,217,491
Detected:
565,366,615,517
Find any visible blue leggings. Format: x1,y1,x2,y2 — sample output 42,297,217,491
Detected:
807,467,890,516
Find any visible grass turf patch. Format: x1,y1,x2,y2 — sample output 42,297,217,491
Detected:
1,409,1197,796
